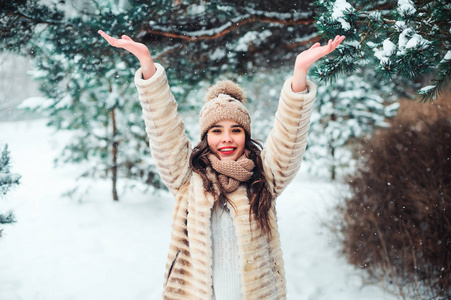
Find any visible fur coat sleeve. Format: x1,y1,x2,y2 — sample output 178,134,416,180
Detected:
261,77,317,198
134,63,192,195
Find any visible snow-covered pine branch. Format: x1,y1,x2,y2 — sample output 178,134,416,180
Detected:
0,144,20,236
315,0,451,102
139,13,315,41
0,145,21,191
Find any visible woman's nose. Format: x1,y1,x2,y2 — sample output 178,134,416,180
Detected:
222,132,232,143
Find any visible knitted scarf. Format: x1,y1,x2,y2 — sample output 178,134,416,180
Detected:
207,153,255,193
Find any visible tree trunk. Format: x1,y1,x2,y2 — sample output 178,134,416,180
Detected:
330,145,336,181
111,107,119,201
330,110,337,181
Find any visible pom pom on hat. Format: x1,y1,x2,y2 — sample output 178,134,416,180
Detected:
205,80,246,103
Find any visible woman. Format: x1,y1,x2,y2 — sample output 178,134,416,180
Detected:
99,29,344,300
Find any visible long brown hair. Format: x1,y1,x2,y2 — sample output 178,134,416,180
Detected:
190,132,273,235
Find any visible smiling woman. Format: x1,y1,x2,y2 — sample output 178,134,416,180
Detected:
207,120,246,161
98,29,344,299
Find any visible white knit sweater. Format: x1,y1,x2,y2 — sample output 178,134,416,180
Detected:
211,204,242,300
210,87,308,300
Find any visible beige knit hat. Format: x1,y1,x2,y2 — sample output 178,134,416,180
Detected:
199,80,251,138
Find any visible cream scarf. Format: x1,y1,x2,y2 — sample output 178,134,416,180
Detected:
207,153,255,193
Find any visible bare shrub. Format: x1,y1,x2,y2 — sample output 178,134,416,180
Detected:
339,93,451,299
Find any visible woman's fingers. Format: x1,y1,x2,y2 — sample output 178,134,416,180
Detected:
122,35,133,41
295,35,346,71
98,31,138,50
309,42,321,50
98,30,118,46
322,35,345,54
98,30,111,41
333,35,345,46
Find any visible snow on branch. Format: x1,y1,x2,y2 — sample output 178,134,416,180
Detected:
286,33,321,49
16,8,69,27
241,7,312,20
139,14,314,41
397,0,416,16
18,96,54,112
331,0,355,30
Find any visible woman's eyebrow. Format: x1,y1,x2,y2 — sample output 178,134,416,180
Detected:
210,124,242,129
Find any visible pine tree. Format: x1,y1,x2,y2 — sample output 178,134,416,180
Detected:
314,0,451,102
21,28,165,201
2,0,321,200
0,145,21,237
1,0,319,82
304,70,399,180
0,0,65,55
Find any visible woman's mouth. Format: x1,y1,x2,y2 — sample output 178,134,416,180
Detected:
219,147,236,155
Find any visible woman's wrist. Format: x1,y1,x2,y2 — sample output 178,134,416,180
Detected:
139,55,156,80
291,68,308,93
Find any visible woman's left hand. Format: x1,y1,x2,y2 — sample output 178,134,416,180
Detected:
292,35,345,93
295,35,345,72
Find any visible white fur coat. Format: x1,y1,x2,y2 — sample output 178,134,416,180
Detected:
134,64,317,299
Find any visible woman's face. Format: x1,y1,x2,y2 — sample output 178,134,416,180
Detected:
207,120,246,161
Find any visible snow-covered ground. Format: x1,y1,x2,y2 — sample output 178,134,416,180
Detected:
0,119,399,300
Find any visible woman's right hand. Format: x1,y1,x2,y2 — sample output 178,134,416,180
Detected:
98,30,156,80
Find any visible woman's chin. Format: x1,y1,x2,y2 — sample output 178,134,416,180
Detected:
219,155,236,161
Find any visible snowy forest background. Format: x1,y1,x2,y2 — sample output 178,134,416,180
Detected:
1,0,450,299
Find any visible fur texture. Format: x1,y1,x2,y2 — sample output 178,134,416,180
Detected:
134,64,317,300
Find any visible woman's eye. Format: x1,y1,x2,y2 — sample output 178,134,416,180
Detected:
211,129,221,133
232,129,242,133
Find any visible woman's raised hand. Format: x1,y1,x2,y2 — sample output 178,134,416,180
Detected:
292,35,346,93
98,30,156,80
295,35,345,72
